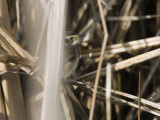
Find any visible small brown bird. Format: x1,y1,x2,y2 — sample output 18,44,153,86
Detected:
63,33,84,79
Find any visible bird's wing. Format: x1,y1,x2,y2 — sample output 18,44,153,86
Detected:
63,46,76,63
63,45,81,78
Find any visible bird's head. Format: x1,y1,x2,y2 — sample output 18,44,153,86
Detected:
65,34,85,45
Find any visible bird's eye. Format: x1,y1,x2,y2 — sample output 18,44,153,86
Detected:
70,37,73,40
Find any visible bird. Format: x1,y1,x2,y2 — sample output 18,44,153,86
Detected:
63,33,85,79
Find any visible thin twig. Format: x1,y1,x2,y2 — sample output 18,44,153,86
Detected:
88,0,103,39
89,0,109,119
138,71,141,120
0,54,34,67
125,29,160,119
81,36,160,58
35,2,51,57
77,48,160,81
101,0,112,10
109,0,132,42
72,1,89,30
112,96,160,117
70,80,160,113
107,14,160,21
0,25,34,60
113,48,160,71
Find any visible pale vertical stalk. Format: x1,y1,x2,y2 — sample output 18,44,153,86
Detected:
89,0,109,119
16,0,20,30
40,0,47,10
35,2,51,57
40,0,67,120
106,63,112,120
